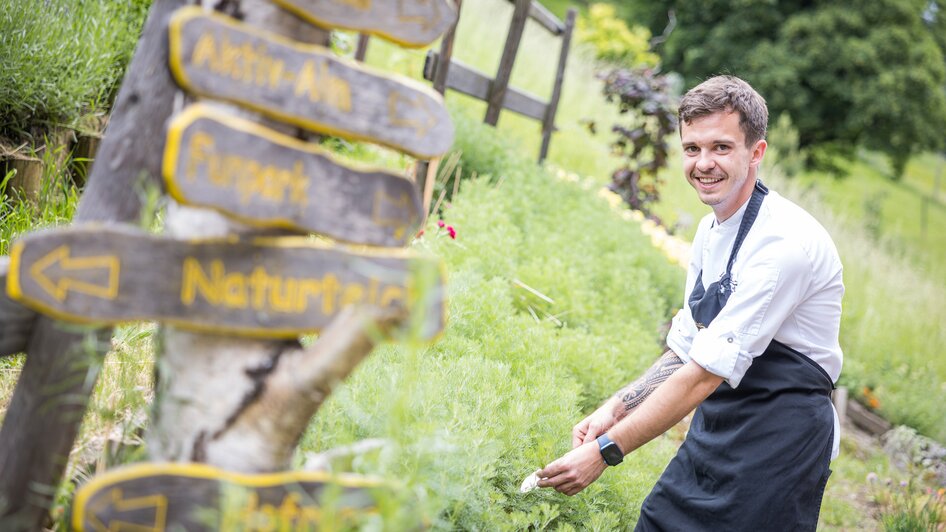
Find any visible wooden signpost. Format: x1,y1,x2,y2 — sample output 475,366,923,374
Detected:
7,225,445,340
168,7,454,158
2,0,458,527
164,105,423,246
271,0,459,48
73,463,387,531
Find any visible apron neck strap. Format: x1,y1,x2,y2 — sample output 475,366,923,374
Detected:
725,180,769,274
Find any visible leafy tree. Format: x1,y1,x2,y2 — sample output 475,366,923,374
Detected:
622,0,946,177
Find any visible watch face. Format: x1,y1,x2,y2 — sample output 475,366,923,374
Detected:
598,436,623,466
602,443,623,466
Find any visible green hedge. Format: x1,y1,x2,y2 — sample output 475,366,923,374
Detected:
301,112,685,529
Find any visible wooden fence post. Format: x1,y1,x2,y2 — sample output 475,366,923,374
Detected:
417,0,462,215
0,1,187,527
433,0,462,96
539,8,575,163
484,0,530,126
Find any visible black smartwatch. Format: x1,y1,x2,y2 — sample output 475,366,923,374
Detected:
596,434,624,466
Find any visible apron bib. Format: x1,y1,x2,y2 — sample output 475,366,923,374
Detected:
636,182,834,532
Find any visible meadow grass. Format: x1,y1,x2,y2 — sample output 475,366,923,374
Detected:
0,0,147,139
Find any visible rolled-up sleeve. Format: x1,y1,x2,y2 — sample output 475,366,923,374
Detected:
687,242,812,388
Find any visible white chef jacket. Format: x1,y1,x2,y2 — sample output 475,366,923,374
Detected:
666,188,844,458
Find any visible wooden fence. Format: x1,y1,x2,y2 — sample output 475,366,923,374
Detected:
351,0,575,213
423,0,576,163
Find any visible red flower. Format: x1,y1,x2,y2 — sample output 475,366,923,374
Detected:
446,225,456,239
437,220,445,228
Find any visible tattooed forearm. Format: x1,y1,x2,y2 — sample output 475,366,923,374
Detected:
615,350,685,412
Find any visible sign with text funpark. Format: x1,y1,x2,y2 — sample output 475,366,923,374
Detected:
164,105,423,247
270,0,458,48
168,7,454,159
73,463,398,532
6,226,445,340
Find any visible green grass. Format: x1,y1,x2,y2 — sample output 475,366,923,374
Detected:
0,0,148,139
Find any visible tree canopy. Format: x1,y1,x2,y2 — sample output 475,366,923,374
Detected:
625,0,946,176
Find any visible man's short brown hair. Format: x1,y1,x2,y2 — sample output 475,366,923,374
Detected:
678,76,768,146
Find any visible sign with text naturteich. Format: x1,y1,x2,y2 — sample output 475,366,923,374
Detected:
6,225,445,339
168,7,454,158
270,0,458,48
164,105,423,247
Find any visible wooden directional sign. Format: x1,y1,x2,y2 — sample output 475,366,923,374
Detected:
6,225,445,339
270,0,459,48
73,463,395,531
168,7,454,158
164,105,423,247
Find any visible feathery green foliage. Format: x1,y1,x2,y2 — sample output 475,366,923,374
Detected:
301,111,685,528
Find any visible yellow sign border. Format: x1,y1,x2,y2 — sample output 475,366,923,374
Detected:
6,225,448,341
168,7,451,159
269,0,457,49
163,103,422,244
72,462,386,532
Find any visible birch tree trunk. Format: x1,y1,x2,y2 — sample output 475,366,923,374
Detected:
147,0,392,472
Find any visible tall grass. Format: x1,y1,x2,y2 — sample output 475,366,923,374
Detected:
0,0,149,139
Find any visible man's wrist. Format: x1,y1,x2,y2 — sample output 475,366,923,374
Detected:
596,434,624,466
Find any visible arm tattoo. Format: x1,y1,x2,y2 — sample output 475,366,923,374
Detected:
615,350,685,412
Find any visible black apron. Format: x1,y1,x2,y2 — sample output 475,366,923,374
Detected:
635,181,835,532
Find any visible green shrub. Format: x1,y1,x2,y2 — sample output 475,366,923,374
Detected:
576,4,659,67
301,115,685,528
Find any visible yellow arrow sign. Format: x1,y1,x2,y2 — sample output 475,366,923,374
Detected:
87,488,168,532
28,245,120,303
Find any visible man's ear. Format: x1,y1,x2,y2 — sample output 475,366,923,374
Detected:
750,139,767,167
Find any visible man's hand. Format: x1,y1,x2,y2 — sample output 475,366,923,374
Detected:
572,400,620,448
536,441,607,496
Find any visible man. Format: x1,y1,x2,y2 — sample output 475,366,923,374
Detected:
537,76,843,531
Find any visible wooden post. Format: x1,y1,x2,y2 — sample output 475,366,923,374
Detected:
0,258,34,358
355,33,370,62
432,0,462,95
484,0,530,126
0,1,185,528
538,8,575,163
417,0,461,215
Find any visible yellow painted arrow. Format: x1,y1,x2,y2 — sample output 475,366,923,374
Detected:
387,91,439,139
88,488,168,532
372,188,418,241
29,245,120,303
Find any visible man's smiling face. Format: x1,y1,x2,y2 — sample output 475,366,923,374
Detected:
681,110,766,222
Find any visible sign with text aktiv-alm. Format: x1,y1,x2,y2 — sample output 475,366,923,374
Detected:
72,463,395,532
6,225,445,339
270,0,458,48
164,105,423,247
168,7,454,158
